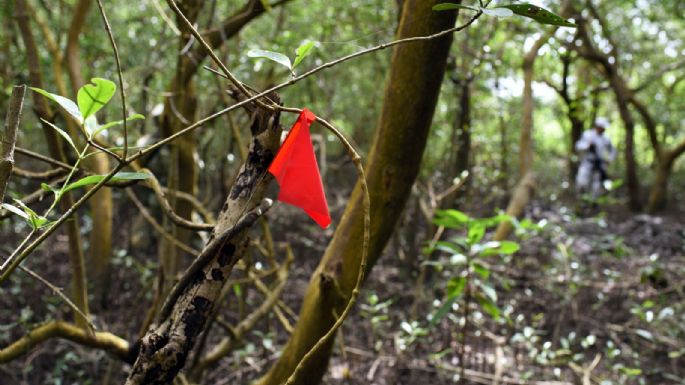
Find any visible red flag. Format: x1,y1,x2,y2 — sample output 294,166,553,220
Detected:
268,109,331,228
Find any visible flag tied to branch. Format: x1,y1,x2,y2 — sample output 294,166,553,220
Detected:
268,108,331,228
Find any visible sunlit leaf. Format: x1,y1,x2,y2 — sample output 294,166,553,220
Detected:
61,172,150,194
467,223,486,245
31,87,83,124
247,48,292,70
481,7,514,17
77,78,116,120
496,4,576,27
1,203,29,220
39,118,79,155
433,209,470,229
293,40,315,69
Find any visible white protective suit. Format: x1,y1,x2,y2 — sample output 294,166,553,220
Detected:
575,124,616,197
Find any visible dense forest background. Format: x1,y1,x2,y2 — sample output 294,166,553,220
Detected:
1,0,684,384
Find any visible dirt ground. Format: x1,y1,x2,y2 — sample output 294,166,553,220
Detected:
1,197,683,385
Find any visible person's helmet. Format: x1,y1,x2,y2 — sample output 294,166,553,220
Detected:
594,117,610,130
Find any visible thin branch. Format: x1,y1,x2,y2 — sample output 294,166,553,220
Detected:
1,85,27,203
125,188,200,256
166,0,270,110
275,108,372,385
0,320,131,364
11,167,66,180
4,11,480,284
126,12,483,165
95,0,130,159
17,265,95,331
142,168,214,231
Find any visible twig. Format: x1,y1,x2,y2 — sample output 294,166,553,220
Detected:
166,0,270,110
15,147,75,171
94,0,130,159
18,265,95,331
125,188,200,256
142,168,214,231
11,167,66,180
278,111,372,385
158,198,274,321
4,8,480,288
1,85,27,203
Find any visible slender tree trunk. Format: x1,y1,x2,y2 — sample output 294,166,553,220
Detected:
63,0,115,307
493,20,562,239
15,0,90,328
157,0,203,295
255,2,459,385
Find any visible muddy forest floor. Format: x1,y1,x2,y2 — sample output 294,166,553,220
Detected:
1,194,684,385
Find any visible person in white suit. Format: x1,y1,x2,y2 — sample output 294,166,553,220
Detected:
575,117,616,198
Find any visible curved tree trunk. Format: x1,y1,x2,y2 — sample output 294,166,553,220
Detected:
255,2,459,384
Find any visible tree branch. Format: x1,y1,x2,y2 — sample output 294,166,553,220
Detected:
0,85,27,203
0,321,132,364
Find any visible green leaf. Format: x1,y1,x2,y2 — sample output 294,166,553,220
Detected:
1,203,29,220
31,87,83,124
447,276,467,298
293,41,315,69
39,118,79,155
247,49,292,70
432,3,477,12
480,240,520,256
476,294,501,320
496,4,576,27
467,222,486,245
77,78,116,120
41,182,59,194
9,199,49,229
431,294,458,326
481,7,514,17
93,114,145,137
471,261,490,279
431,277,466,326
477,281,497,303
61,172,150,194
433,209,470,229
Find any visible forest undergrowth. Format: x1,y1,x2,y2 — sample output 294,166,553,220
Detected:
1,190,683,385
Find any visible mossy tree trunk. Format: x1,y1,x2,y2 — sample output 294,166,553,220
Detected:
255,2,459,384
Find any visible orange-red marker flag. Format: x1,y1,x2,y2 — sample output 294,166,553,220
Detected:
268,108,331,228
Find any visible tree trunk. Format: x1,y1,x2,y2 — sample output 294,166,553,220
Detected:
125,95,282,385
64,0,115,308
493,172,535,241
15,0,90,328
493,22,561,240
255,2,459,385
647,162,669,212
